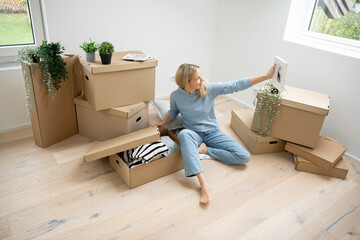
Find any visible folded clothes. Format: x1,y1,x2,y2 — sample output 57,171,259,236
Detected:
117,136,180,169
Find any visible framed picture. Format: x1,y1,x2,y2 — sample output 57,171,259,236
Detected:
271,56,288,92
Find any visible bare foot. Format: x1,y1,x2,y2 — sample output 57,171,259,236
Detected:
198,142,208,154
196,172,211,204
200,181,211,204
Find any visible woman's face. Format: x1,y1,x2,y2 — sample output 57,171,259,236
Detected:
188,68,203,91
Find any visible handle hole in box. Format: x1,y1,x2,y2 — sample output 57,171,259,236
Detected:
269,141,278,145
85,75,89,81
136,116,142,122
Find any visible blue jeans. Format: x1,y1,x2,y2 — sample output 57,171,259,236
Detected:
177,128,251,177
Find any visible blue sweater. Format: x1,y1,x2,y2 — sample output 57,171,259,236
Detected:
168,78,252,132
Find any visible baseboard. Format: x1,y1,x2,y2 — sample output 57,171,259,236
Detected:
344,152,360,164
0,125,33,145
224,95,254,109
155,93,170,100
0,123,31,134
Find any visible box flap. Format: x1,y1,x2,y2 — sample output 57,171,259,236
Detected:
74,96,92,108
79,50,158,74
84,126,160,163
285,135,346,166
297,155,347,170
75,96,147,119
232,109,281,143
280,86,330,115
106,102,147,119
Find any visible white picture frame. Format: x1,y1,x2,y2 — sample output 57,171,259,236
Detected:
271,56,287,92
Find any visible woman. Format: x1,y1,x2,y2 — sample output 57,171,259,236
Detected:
155,63,276,204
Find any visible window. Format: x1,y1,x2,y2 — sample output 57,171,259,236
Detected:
0,0,46,69
284,0,360,59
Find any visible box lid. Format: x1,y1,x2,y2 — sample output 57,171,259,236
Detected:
84,126,160,163
280,86,330,115
286,135,346,167
79,50,158,74
74,96,147,119
231,109,281,143
295,155,347,170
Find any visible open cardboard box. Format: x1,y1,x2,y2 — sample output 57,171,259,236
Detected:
252,85,330,148
230,109,286,154
79,50,157,111
294,155,348,179
285,135,346,169
75,96,149,141
84,127,183,188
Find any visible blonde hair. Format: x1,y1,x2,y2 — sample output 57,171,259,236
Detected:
175,63,208,99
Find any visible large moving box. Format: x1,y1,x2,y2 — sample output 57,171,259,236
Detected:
230,109,286,154
25,55,78,148
285,135,346,169
75,97,149,141
79,51,157,111
84,127,183,188
252,85,330,148
294,155,348,179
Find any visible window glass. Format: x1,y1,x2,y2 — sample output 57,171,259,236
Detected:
0,0,35,46
308,0,360,41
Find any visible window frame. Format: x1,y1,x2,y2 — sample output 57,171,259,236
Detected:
284,0,360,59
0,0,46,69
301,0,360,48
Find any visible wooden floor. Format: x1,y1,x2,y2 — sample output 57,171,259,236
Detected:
0,96,360,240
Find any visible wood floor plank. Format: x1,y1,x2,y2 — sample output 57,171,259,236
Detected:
0,96,359,240
238,178,359,240
0,158,112,218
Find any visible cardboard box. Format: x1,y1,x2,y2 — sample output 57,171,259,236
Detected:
25,55,78,148
252,85,330,148
285,135,346,169
294,155,348,179
230,109,286,154
74,96,149,141
79,50,157,111
84,127,183,188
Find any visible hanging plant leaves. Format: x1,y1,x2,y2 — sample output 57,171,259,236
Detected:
254,81,282,136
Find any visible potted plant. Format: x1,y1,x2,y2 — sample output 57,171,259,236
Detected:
98,41,114,65
254,81,282,136
17,46,40,117
79,38,98,62
37,40,69,99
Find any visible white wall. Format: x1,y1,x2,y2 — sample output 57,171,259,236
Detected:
211,0,360,159
0,0,218,132
1,0,359,160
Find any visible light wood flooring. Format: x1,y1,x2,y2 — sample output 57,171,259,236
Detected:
0,96,360,240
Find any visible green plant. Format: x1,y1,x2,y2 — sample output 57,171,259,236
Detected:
98,41,114,55
37,41,68,98
79,38,98,53
17,46,39,117
254,81,282,136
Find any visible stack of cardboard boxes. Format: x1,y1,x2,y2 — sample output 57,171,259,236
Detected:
77,51,184,188
230,85,348,179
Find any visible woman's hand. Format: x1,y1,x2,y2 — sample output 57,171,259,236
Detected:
266,64,276,79
152,120,166,131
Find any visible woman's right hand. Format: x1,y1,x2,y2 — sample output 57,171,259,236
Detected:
152,120,166,131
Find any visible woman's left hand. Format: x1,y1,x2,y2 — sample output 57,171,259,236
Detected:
266,64,276,79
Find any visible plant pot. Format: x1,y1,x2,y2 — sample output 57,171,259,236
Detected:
86,52,96,62
100,53,112,65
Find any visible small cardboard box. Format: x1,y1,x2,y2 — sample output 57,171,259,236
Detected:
74,96,149,141
79,50,157,111
294,155,348,179
252,85,330,148
84,127,183,188
24,55,78,148
230,109,286,154
285,135,346,169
